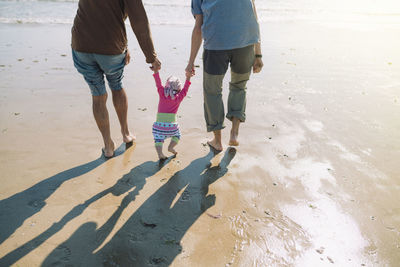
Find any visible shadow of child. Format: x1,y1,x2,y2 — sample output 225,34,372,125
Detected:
40,148,236,266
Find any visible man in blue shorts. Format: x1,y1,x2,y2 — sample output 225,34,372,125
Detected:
186,0,263,151
71,0,161,157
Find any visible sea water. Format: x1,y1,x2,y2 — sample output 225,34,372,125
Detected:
0,0,399,29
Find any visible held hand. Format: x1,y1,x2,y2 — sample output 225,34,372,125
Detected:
185,68,193,80
253,58,263,73
125,49,131,65
150,58,162,72
185,63,195,79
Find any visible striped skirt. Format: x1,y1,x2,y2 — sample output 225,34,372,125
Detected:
152,121,181,145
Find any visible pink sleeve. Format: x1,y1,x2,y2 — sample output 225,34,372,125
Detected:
153,72,164,96
175,80,191,102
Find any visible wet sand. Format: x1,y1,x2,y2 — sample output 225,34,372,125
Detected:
0,22,399,266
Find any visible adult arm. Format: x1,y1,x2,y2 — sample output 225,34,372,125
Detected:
252,0,263,73
185,14,203,77
124,0,161,71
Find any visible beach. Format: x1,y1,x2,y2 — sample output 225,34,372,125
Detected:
1,1,400,266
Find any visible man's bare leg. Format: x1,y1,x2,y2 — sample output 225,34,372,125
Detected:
208,129,223,151
112,89,135,143
93,94,115,157
229,117,240,146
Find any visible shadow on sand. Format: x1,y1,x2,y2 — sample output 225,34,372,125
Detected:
37,148,236,266
0,143,134,265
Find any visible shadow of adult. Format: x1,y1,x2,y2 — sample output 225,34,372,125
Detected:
0,143,128,246
41,148,236,266
0,155,165,266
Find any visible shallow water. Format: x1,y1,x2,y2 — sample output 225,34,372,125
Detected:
0,0,399,28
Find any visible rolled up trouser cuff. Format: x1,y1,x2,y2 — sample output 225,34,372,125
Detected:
106,71,124,91
72,49,125,95
206,124,225,132
108,82,123,91
226,112,246,122
86,81,107,96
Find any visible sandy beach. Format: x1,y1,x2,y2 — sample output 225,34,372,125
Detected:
1,15,400,267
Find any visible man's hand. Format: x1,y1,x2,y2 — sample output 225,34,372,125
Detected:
125,49,131,65
150,58,161,72
253,58,263,73
185,63,195,79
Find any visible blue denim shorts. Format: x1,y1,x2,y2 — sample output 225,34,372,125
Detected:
72,49,126,96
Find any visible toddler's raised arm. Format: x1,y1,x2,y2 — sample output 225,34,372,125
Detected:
175,79,191,102
153,72,164,96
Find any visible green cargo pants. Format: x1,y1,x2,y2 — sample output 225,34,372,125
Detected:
203,44,255,132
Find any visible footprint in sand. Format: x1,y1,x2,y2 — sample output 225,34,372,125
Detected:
179,190,190,202
315,246,325,254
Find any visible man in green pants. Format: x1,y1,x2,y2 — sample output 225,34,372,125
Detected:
186,0,263,151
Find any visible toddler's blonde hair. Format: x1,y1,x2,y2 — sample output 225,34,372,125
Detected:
164,76,182,99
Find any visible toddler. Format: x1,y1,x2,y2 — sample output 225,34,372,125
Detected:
152,71,191,159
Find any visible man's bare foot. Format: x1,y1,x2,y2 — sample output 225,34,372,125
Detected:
207,139,223,152
102,141,115,158
229,130,239,146
122,131,136,143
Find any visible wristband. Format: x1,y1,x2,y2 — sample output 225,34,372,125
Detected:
255,54,262,58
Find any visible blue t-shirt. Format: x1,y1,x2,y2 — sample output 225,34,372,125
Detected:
191,0,260,50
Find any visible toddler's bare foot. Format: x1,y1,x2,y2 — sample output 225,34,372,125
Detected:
102,141,115,158
122,131,136,143
168,147,178,155
156,145,167,160
207,139,223,152
229,130,239,146
158,153,168,160
168,140,178,156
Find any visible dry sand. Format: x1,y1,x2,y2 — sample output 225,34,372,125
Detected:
0,22,399,266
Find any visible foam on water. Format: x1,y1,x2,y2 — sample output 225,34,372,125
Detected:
0,0,399,27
